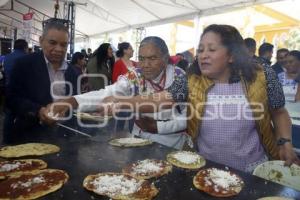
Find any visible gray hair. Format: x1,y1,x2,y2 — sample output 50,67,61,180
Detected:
42,19,69,38
139,36,170,63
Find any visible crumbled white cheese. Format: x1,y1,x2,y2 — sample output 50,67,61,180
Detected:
173,151,200,164
117,138,148,144
92,175,142,196
10,176,45,189
206,168,240,190
32,177,45,184
133,160,163,174
0,162,22,172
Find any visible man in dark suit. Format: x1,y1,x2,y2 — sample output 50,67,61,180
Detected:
271,48,289,75
4,19,79,143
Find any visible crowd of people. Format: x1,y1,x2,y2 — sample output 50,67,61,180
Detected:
0,20,299,173
244,38,300,102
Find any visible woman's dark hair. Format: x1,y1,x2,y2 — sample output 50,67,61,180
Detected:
288,50,300,61
94,43,115,70
71,52,84,65
187,57,200,76
196,24,258,83
116,42,130,58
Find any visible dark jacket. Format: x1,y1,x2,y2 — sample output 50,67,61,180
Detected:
5,51,79,138
258,57,272,67
3,49,27,86
271,62,284,75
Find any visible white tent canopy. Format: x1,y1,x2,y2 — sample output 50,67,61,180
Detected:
0,0,282,41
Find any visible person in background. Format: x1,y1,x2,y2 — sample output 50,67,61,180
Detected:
71,52,86,75
71,52,88,93
81,49,87,59
111,42,136,131
0,59,3,98
258,42,274,67
33,45,42,53
28,47,33,54
3,39,28,86
87,48,93,59
272,48,289,75
0,66,3,81
4,20,79,144
112,42,136,83
176,53,189,71
0,55,5,66
277,50,300,102
0,55,5,113
296,82,300,102
244,38,258,59
86,43,114,90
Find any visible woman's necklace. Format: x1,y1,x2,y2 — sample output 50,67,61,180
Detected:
147,70,166,92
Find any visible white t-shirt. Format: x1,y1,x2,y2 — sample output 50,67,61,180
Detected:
278,72,298,102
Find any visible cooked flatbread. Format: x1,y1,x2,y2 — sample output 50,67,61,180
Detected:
193,168,244,197
0,143,60,158
0,169,69,200
0,159,47,180
109,138,152,147
74,112,112,122
83,172,158,200
122,159,172,179
257,197,294,200
166,151,206,169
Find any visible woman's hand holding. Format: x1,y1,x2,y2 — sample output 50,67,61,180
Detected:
279,143,300,166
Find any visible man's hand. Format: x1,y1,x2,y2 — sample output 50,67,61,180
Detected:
38,107,56,126
279,143,300,166
135,116,157,133
46,101,70,118
41,97,78,124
